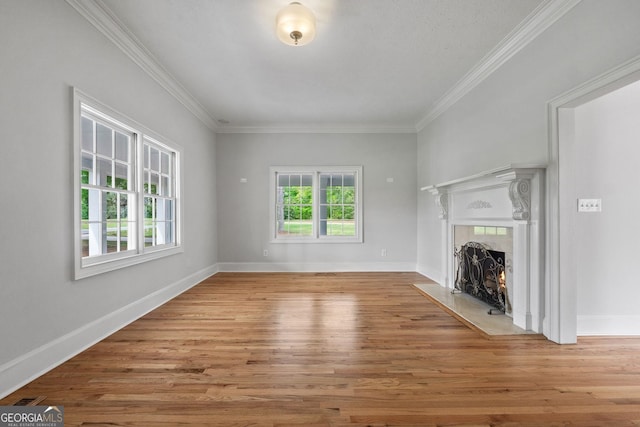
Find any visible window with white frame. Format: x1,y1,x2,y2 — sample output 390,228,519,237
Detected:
75,89,182,279
143,140,176,248
270,166,363,242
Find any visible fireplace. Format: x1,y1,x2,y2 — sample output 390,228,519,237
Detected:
421,164,545,332
455,242,508,314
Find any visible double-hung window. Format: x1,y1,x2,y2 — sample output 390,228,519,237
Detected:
270,166,363,242
74,89,182,279
143,140,176,248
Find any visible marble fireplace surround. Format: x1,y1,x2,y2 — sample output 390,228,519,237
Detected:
422,165,545,333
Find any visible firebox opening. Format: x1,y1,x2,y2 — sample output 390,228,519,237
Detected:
455,242,511,314
454,242,511,315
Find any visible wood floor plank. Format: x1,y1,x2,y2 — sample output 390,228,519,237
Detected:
2,272,640,426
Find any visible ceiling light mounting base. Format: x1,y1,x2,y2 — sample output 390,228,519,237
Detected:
290,30,302,45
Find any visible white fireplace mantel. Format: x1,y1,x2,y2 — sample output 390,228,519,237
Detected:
421,164,546,332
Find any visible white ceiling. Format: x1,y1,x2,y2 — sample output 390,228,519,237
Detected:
96,0,546,132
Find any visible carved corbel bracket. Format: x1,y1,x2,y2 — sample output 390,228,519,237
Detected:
495,170,534,221
508,178,531,221
426,187,448,220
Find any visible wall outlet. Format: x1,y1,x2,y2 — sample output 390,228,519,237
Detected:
381,249,387,257
263,249,268,257
577,198,602,212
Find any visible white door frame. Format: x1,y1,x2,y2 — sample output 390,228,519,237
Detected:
546,54,640,343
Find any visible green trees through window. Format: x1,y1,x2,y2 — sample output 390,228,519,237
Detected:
274,169,360,239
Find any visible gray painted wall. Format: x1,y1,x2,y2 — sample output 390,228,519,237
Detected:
417,0,640,335
216,133,417,270
0,1,217,392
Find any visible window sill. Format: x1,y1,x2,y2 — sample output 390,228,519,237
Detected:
75,245,183,280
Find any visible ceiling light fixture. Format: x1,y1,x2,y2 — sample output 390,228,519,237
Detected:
276,2,316,46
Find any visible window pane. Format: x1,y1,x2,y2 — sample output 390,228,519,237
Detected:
81,188,89,220
281,187,290,205
150,147,160,171
120,193,129,220
104,192,118,220
78,101,181,272
155,222,165,245
96,123,112,157
150,173,160,195
106,223,118,254
81,221,89,257
144,197,154,219
344,205,354,220
156,199,166,220
115,132,129,162
161,152,169,174
286,174,298,186
81,117,94,152
144,144,150,169
96,158,112,187
81,153,93,185
161,175,170,196
276,172,314,238
343,187,355,204
125,221,136,251
120,222,129,251
154,221,174,245
163,199,174,220
165,221,174,244
115,162,129,190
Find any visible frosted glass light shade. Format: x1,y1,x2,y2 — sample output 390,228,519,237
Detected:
276,2,316,46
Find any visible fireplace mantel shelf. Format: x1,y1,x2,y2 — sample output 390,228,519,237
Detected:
420,163,547,193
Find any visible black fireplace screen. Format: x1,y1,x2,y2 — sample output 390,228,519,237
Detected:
454,242,509,313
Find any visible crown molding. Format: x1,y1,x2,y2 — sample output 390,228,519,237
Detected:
415,0,582,132
65,0,219,131
66,0,581,135
216,123,418,134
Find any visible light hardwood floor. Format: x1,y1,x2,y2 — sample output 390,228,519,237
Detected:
2,272,640,426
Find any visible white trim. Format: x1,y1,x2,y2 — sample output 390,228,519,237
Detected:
269,166,364,243
415,0,581,131
0,264,218,400
421,163,547,192
65,0,218,131
423,166,546,333
216,124,417,134
65,0,580,135
217,262,416,273
577,315,640,336
546,54,640,344
74,88,184,279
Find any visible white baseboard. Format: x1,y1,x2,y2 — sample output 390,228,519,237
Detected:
217,262,417,273
0,264,219,400
577,315,640,336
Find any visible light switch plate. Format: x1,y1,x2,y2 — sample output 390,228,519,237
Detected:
577,198,602,212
